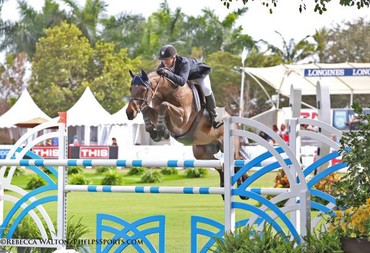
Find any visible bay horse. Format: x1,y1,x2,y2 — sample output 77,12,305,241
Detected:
126,70,247,196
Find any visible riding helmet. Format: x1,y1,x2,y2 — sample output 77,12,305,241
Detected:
159,45,177,60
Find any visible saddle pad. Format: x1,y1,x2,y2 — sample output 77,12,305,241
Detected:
190,83,201,112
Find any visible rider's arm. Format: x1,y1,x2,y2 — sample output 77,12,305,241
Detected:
166,57,190,86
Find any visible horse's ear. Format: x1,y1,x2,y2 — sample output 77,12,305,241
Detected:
141,69,149,81
129,69,135,78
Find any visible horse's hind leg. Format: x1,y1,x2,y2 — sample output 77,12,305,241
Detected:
235,166,249,200
192,142,221,160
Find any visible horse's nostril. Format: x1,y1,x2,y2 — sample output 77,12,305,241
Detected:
126,110,135,120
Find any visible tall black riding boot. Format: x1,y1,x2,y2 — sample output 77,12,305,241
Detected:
205,94,223,129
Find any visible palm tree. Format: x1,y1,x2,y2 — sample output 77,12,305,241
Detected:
264,31,315,64
100,13,146,58
312,28,330,62
62,0,107,45
0,0,66,58
136,1,185,59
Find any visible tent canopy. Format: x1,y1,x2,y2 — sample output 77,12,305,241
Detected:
244,63,370,97
15,117,50,128
0,89,51,128
66,87,114,126
110,103,144,125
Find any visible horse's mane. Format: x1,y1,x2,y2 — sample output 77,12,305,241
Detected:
147,70,178,88
147,71,160,84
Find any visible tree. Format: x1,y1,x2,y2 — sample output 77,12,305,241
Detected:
136,1,186,59
312,28,330,62
0,53,28,115
181,7,252,58
88,41,141,113
262,31,315,64
324,17,370,62
220,0,370,14
206,49,275,117
29,21,141,116
0,0,67,58
61,0,107,45
219,8,255,55
30,22,92,116
207,51,241,113
315,18,370,107
125,2,252,60
100,13,146,58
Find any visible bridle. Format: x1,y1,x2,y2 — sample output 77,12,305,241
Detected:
129,75,163,112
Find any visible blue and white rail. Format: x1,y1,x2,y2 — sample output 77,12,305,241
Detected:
65,185,289,195
0,159,225,168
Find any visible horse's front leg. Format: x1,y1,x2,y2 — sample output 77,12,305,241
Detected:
157,102,187,127
156,102,186,138
142,107,161,142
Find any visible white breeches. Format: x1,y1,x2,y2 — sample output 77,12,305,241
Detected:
193,75,213,97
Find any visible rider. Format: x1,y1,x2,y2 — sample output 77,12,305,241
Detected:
156,44,223,129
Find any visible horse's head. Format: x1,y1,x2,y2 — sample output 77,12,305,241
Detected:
126,69,151,120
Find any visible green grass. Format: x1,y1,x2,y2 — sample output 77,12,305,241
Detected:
4,168,278,252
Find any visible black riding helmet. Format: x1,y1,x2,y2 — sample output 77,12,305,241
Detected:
159,45,177,60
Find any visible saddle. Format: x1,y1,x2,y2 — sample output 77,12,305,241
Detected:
188,81,204,112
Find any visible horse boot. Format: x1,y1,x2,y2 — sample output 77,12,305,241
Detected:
157,114,167,137
205,94,223,129
143,114,161,142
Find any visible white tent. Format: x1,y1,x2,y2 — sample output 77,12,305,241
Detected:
65,87,117,145
0,89,51,128
245,62,370,106
109,104,188,159
110,103,144,125
67,87,114,126
109,104,152,147
0,89,51,144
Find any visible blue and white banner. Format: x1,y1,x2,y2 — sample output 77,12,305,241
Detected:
304,68,370,77
0,148,10,159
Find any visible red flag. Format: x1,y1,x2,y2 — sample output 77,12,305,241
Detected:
58,112,67,125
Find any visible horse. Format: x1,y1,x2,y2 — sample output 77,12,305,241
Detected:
126,70,248,196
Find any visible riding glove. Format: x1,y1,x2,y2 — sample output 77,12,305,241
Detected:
157,68,167,76
157,68,174,78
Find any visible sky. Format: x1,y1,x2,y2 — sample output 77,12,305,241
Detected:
1,0,370,49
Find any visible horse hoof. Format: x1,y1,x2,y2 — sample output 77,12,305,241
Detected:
153,137,162,142
150,132,162,142
163,129,170,139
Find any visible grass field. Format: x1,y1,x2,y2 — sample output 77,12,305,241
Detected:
3,167,278,252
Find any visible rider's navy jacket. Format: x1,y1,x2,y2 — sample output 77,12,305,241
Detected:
158,56,211,86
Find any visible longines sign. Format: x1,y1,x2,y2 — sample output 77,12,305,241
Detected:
304,68,370,77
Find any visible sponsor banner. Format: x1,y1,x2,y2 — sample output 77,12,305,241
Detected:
0,148,10,159
300,110,318,120
79,146,110,159
32,146,59,159
332,109,370,131
304,68,370,77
